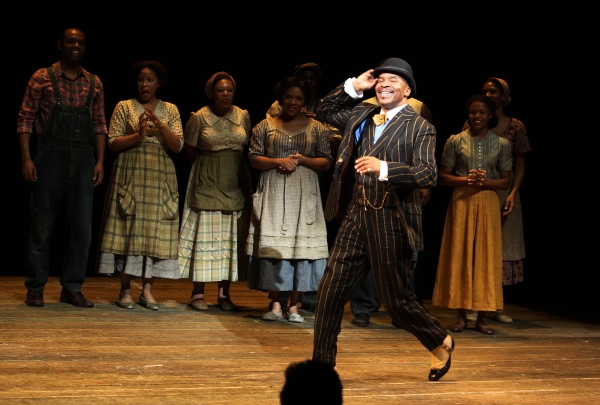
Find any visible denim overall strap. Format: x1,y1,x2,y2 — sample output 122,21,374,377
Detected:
46,67,62,104
42,67,96,146
84,73,95,108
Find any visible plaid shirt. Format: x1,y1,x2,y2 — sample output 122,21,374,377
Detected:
17,61,107,136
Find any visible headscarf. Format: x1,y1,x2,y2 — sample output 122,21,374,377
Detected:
487,77,511,106
293,62,322,80
205,71,236,100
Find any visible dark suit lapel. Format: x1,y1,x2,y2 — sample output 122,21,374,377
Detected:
356,118,376,156
364,120,376,153
343,105,377,156
349,105,378,137
334,105,377,173
366,106,415,157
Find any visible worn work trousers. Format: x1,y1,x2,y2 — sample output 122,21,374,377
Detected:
25,141,95,293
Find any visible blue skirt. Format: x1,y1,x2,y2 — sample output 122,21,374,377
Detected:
247,256,326,292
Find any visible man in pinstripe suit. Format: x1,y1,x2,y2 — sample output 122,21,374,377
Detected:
312,58,454,381
350,96,433,327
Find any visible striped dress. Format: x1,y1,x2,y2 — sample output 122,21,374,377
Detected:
246,117,332,292
97,99,184,278
495,119,530,283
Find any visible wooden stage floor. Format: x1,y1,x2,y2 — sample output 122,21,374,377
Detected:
1,276,598,404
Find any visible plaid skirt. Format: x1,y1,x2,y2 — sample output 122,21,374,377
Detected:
178,153,251,282
98,143,179,276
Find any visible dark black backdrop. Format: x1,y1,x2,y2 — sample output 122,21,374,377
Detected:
6,3,596,322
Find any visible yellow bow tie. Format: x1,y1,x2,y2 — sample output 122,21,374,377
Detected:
373,113,388,126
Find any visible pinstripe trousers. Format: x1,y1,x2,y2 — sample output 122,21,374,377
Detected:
313,202,448,366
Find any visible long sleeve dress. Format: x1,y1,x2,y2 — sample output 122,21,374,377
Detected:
97,98,184,278
246,116,332,292
178,105,252,282
432,130,512,311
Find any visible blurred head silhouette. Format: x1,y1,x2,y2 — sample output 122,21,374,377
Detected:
280,360,343,405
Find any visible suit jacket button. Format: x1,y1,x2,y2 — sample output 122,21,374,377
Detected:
338,157,343,162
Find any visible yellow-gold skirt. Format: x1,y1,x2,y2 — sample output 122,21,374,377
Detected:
432,186,503,311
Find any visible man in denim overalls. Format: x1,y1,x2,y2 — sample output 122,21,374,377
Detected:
17,28,107,307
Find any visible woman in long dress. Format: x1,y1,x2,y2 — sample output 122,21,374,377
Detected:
178,72,251,311
97,60,183,310
247,77,332,323
432,94,512,334
463,77,532,324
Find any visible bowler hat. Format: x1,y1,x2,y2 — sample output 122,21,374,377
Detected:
373,58,417,97
293,63,322,80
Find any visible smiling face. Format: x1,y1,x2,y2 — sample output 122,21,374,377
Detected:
280,86,305,118
58,29,85,65
482,81,504,109
375,73,411,111
468,101,493,132
137,68,160,103
210,78,235,111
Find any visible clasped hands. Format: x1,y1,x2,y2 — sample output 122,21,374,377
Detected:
138,109,164,140
466,169,486,187
278,153,305,173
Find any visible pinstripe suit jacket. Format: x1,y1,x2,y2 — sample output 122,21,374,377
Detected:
316,84,437,251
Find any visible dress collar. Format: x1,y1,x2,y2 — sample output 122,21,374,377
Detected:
201,105,242,126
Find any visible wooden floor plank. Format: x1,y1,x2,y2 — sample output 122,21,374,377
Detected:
1,277,599,404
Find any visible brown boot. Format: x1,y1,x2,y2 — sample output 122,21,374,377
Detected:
25,290,44,307
449,317,467,332
476,311,494,334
